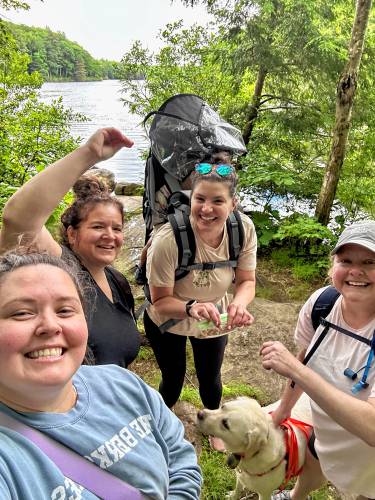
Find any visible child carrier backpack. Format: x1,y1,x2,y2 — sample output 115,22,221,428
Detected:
135,94,247,290
142,93,247,242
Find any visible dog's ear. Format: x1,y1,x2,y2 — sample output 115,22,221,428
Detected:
245,425,268,453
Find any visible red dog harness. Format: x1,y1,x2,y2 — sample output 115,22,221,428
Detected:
278,417,312,489
231,416,312,487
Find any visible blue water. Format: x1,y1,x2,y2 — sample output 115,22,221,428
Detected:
40,80,149,183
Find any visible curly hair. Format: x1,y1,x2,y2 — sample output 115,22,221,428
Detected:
60,174,124,248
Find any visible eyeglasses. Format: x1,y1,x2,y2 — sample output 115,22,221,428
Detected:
195,163,234,177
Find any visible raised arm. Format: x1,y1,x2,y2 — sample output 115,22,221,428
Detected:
0,128,133,254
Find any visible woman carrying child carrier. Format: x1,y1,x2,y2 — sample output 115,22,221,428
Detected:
261,221,375,499
144,159,257,451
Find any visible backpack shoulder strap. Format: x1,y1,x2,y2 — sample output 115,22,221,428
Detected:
227,210,244,262
311,286,340,331
168,209,196,282
107,267,135,316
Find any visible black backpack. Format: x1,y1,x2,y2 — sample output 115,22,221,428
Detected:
142,93,247,243
310,286,340,330
136,94,247,290
166,191,244,282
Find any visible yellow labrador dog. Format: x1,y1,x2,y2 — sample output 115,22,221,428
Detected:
197,397,309,500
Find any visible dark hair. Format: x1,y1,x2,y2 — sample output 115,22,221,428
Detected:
60,175,124,248
0,250,94,365
191,169,238,198
0,250,86,311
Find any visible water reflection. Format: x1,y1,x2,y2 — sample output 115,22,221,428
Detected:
40,80,149,183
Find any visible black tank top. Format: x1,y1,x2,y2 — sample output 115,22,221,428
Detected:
61,246,140,367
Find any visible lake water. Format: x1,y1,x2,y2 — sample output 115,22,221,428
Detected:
40,80,149,183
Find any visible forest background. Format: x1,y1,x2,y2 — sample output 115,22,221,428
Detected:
0,0,374,282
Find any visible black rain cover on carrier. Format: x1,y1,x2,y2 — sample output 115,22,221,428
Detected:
143,93,247,182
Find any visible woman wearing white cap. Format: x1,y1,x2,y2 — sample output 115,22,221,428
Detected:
260,221,375,500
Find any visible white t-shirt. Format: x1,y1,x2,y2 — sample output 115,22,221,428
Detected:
146,212,257,336
295,287,375,496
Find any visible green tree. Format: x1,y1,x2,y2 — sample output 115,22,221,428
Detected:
0,17,84,217
315,0,373,225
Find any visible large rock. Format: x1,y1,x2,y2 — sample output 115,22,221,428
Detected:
87,167,116,193
115,182,143,196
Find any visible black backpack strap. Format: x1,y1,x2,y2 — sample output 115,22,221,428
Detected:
168,209,196,281
227,210,244,262
106,267,135,318
290,322,331,388
311,286,340,331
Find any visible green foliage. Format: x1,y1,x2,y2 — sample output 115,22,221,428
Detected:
274,215,334,249
245,209,280,248
118,22,247,119
135,346,155,362
0,0,30,9
199,444,236,499
222,383,264,401
121,0,375,226
0,22,84,217
268,215,334,279
4,21,120,81
180,382,264,407
180,386,202,407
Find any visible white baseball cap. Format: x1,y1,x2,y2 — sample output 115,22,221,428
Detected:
331,221,375,255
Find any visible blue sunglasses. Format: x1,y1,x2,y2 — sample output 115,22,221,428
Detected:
195,163,234,177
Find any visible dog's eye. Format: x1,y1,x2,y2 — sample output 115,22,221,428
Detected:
222,418,230,430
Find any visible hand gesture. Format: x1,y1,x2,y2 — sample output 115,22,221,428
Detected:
84,127,134,163
188,302,221,327
260,341,301,379
226,303,254,330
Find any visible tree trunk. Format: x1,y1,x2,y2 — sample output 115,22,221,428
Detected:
242,65,268,145
315,0,372,226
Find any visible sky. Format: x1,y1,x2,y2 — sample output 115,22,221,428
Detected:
1,0,212,60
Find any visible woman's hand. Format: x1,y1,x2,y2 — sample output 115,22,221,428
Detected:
260,341,302,379
226,303,254,329
270,405,292,427
188,302,221,327
83,127,134,163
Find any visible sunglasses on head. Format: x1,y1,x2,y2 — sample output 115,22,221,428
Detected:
195,163,234,177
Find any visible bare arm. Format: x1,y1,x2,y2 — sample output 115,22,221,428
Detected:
261,341,375,445
226,268,255,329
0,128,133,254
265,348,307,426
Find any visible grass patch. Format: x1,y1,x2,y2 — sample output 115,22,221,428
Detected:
179,382,264,407
136,346,154,361
223,382,264,401
180,386,202,407
199,440,235,499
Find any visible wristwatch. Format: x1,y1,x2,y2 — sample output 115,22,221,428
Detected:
185,300,197,317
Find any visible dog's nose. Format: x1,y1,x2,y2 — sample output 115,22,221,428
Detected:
197,410,205,420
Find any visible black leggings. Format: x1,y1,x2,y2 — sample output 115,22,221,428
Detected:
144,310,228,409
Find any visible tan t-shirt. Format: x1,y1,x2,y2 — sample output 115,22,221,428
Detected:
295,287,375,497
146,212,257,336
